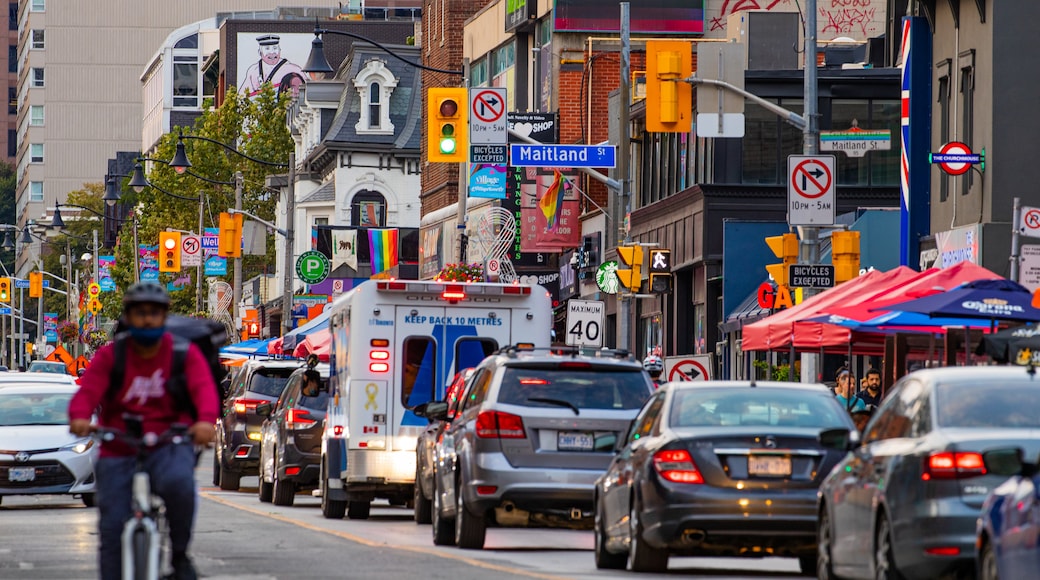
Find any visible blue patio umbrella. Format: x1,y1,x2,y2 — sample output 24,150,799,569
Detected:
220,338,271,356
871,279,1040,323
805,310,994,332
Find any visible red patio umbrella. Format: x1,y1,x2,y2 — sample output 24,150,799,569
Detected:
293,328,331,362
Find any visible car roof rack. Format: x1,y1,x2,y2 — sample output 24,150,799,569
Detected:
496,344,634,361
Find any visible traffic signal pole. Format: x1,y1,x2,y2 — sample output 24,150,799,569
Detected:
233,171,243,334
618,2,632,353
281,155,296,337
799,0,821,383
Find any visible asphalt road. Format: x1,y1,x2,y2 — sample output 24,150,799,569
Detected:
0,450,814,580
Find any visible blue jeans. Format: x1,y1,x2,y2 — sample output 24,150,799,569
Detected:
95,443,197,580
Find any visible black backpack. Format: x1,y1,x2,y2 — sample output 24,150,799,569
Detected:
107,315,229,421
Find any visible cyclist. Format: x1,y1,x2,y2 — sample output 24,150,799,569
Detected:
68,282,218,580
643,355,665,388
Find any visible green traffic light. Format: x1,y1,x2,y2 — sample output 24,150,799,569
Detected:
439,137,457,155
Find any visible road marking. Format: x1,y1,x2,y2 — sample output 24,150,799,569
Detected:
201,492,572,580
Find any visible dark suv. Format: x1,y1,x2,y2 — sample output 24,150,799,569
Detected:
256,364,329,506
214,359,301,490
424,346,654,549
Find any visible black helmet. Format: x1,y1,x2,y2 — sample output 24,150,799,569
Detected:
122,281,170,309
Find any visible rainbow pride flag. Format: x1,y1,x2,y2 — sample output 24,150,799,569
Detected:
538,170,565,231
368,228,399,275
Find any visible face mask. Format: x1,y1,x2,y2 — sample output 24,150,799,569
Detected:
129,326,165,346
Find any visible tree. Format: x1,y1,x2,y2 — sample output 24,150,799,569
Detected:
107,84,293,317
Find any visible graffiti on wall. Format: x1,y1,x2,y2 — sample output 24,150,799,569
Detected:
705,0,883,40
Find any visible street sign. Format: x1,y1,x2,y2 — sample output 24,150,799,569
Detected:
296,250,331,285
788,154,836,226
665,354,713,382
1020,206,1040,239
470,144,507,164
14,279,49,289
201,234,219,250
565,299,604,348
88,282,101,298
181,235,202,267
469,87,507,145
485,258,501,281
0,307,9,315
788,264,835,288
509,144,616,168
88,298,102,315
696,42,745,139
1020,245,1040,292
820,129,892,158
930,141,982,175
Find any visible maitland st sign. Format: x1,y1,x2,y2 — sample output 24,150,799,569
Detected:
509,144,616,168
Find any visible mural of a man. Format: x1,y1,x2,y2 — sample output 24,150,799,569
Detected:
240,34,305,98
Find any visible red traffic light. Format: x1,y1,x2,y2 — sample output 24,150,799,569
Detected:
438,99,458,117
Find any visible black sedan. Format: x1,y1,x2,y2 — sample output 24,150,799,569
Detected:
594,380,855,574
817,366,1040,580
256,364,329,506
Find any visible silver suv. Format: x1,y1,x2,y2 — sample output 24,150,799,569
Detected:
421,346,654,549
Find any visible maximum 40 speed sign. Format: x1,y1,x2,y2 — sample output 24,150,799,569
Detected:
565,299,605,348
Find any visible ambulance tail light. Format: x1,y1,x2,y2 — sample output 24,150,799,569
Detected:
370,350,389,360
502,285,531,295
370,339,390,347
377,281,408,291
442,285,466,301
369,362,390,373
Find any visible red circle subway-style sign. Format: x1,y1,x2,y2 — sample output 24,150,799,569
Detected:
935,141,974,175
791,158,833,199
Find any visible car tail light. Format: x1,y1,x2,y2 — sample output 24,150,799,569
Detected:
476,486,498,495
923,451,986,480
924,546,961,556
234,398,265,414
476,411,526,439
285,466,301,476
558,362,591,370
287,409,316,430
653,449,704,484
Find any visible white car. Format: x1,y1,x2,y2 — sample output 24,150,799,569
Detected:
0,384,98,506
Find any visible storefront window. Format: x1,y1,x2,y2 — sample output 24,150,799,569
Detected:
640,314,663,359
831,99,871,186
694,304,706,354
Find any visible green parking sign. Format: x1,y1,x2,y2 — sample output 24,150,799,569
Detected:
296,251,331,284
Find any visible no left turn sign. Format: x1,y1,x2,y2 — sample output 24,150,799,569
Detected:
788,154,836,226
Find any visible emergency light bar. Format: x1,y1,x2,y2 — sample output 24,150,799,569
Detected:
375,281,533,297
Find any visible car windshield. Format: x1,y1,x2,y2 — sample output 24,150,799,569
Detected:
497,367,650,410
248,369,294,397
936,380,1040,428
28,362,66,374
670,388,849,428
0,392,72,426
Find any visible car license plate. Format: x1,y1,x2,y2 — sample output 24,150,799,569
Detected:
748,456,791,476
8,467,35,482
557,431,594,452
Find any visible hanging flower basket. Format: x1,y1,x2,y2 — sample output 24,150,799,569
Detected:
84,329,109,350
57,321,80,344
435,263,485,283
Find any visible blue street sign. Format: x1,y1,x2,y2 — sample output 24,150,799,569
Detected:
100,278,116,292
0,307,10,315
930,153,981,164
13,278,49,289
509,144,616,168
202,235,219,250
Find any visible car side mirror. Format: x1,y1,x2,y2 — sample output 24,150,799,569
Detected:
983,448,1026,477
255,402,272,417
415,401,449,422
818,427,853,451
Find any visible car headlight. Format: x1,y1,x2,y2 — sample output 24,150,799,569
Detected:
61,438,95,454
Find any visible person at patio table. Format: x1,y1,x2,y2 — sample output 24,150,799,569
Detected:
834,367,866,412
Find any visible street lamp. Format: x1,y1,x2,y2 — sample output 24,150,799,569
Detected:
301,26,463,77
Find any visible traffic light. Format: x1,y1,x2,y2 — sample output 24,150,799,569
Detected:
648,249,673,294
158,231,182,273
0,277,10,303
427,87,468,163
615,245,644,293
28,271,43,299
218,212,243,258
831,230,861,284
765,233,799,287
645,40,693,133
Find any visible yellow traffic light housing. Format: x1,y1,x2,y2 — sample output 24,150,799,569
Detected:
645,40,693,133
0,277,10,303
831,230,861,284
29,271,43,299
427,87,468,163
218,212,243,258
159,231,182,273
615,245,644,293
765,233,799,288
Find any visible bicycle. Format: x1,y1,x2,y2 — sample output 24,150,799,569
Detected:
94,416,190,580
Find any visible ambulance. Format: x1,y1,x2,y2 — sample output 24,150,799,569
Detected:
318,279,552,519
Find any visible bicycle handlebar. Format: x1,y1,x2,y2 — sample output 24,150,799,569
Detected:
91,417,191,449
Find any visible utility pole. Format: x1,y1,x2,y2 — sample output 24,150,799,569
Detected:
799,0,821,383
232,171,243,331
281,153,296,337
617,2,632,353
1011,197,1021,282
197,193,205,313
455,58,471,263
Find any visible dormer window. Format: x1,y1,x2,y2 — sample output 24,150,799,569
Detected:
354,59,398,135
